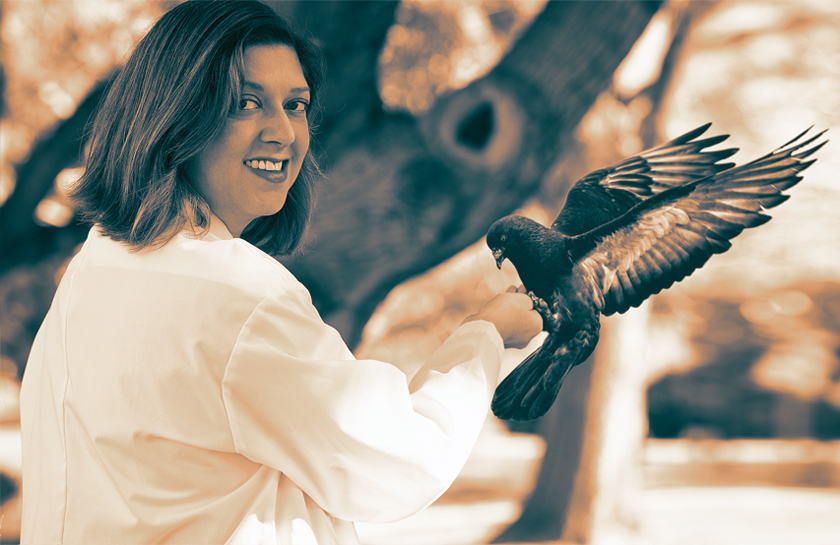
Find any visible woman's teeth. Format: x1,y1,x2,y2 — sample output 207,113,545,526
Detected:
246,159,285,171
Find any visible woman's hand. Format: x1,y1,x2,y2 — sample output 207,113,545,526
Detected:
464,286,544,349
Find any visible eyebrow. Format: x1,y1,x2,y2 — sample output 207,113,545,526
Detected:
244,81,310,95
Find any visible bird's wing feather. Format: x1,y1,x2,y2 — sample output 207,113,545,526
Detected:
551,123,738,236
573,128,827,316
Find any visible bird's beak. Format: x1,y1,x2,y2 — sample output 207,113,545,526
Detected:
493,249,505,270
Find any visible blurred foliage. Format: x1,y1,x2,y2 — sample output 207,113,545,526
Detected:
648,282,840,440
660,0,840,293
643,0,840,442
0,0,169,205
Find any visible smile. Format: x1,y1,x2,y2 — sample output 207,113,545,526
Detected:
244,158,290,184
245,159,288,172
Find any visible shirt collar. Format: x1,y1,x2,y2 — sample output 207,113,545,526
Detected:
206,214,235,241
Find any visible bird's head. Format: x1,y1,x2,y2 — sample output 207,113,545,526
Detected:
486,215,535,269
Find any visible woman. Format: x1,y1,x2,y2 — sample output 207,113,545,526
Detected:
20,1,542,543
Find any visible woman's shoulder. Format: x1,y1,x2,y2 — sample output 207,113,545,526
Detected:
176,231,308,298
86,226,308,302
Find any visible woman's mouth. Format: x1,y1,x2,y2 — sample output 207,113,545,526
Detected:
246,159,288,171
245,159,289,183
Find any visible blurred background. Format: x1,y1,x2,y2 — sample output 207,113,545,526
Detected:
1,1,839,544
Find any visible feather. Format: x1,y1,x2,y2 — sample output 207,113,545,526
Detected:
552,124,738,236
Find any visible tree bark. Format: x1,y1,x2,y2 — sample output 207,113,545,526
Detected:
496,350,600,542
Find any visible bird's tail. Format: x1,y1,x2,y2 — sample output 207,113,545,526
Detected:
492,322,598,421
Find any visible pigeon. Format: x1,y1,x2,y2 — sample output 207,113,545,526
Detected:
487,124,826,421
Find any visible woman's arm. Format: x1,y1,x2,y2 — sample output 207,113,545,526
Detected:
221,283,529,523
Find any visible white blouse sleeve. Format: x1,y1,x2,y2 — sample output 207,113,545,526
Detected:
220,278,503,524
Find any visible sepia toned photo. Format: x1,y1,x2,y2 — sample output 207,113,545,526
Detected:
1,1,838,544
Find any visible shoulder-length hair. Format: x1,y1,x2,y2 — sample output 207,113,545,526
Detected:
72,0,326,255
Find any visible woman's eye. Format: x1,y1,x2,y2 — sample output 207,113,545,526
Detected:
286,99,310,113
239,97,260,111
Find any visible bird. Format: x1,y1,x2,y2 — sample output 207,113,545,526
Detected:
486,124,826,421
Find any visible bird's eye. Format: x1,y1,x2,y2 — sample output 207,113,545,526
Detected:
500,234,507,243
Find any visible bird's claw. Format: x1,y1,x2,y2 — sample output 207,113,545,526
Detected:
528,291,556,330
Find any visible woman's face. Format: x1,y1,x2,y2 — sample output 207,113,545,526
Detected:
187,44,311,237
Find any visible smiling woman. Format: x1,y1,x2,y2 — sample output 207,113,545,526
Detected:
18,1,543,544
186,45,312,237
69,0,324,255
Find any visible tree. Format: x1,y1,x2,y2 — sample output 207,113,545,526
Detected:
0,1,661,541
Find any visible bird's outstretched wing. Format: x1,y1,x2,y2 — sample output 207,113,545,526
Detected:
552,123,738,236
572,128,827,316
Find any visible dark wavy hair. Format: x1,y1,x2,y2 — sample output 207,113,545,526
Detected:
72,0,325,255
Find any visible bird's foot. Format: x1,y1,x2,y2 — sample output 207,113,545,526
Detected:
528,292,557,330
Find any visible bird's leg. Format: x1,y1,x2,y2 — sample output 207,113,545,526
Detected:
528,291,557,331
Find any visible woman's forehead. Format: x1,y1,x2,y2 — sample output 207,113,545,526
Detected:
242,44,309,95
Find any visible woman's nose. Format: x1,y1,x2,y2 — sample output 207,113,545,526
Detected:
260,110,295,146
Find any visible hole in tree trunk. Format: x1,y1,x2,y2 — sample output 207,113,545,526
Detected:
456,102,494,150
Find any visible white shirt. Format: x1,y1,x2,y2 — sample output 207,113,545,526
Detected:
20,219,504,544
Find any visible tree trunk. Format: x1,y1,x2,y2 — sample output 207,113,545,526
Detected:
495,4,712,541
559,310,652,544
